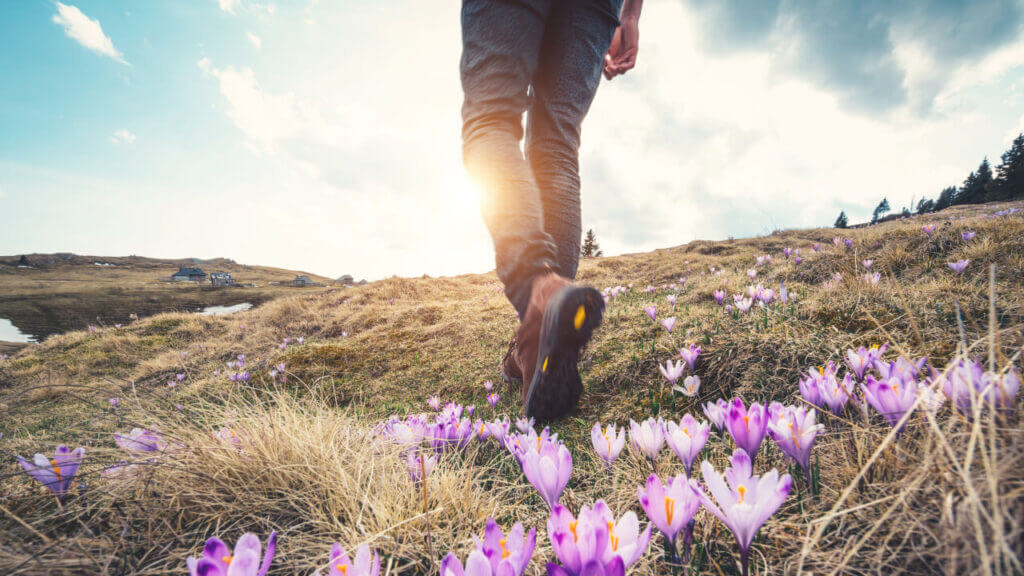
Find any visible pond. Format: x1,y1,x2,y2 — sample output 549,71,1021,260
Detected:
0,317,36,343
198,302,253,316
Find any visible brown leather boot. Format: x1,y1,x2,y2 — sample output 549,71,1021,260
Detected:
515,272,604,421
500,335,523,385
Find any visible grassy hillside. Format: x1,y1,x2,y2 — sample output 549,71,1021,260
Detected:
0,201,1022,575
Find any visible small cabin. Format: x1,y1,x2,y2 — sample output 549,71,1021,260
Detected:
171,267,206,282
293,275,315,287
209,271,236,286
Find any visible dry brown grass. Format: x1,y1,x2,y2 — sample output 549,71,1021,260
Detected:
1,201,1022,575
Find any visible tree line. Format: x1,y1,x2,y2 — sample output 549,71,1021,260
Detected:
834,132,1024,228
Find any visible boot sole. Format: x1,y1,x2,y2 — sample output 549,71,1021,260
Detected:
523,285,604,420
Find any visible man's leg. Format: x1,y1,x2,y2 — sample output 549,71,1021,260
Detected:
526,0,621,279
461,0,556,319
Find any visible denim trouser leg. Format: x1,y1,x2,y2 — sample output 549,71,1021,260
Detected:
461,0,620,317
528,1,620,280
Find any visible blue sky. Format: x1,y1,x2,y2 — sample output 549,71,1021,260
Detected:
1,1,1023,280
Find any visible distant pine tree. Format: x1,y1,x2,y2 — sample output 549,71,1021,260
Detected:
916,197,935,214
834,211,849,229
934,186,956,211
871,198,891,223
580,229,603,258
988,133,1024,201
955,158,992,205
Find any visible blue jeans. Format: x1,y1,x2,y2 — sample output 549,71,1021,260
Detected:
461,0,622,318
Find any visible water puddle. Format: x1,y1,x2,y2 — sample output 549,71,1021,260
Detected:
198,302,253,316
0,317,36,343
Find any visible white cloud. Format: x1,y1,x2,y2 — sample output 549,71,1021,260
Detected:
0,185,6,199
247,31,262,50
109,130,136,145
52,2,128,65
218,0,241,14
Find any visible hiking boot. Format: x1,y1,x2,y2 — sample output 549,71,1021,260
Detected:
500,335,523,385
515,272,604,420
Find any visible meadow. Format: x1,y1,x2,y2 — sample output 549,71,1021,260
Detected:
0,201,1021,575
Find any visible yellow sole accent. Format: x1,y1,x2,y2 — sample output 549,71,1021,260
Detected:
542,357,549,373
574,305,586,330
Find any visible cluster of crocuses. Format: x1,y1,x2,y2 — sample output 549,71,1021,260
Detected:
18,426,171,502
658,344,702,397
711,282,791,315
226,354,250,383
800,344,1020,434
277,336,305,350
186,531,382,576
377,401,521,483
602,285,629,303
590,404,793,576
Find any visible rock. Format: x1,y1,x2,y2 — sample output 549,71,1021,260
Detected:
336,274,355,285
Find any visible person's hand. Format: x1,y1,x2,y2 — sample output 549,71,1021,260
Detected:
603,17,639,80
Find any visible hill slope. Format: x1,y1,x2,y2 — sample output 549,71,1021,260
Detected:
0,201,1021,575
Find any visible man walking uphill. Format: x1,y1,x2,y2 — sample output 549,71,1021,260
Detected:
460,0,643,420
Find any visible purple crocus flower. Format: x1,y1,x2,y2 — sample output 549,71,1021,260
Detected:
923,224,935,235
766,404,823,483
483,380,494,392
934,359,1020,415
591,423,626,469
863,272,881,285
660,317,676,333
875,356,927,383
470,518,536,576
703,399,729,431
948,259,970,274
546,501,652,576
643,304,657,321
407,449,438,483
505,427,559,462
637,473,701,547
516,417,535,433
961,230,976,241
109,397,120,408
664,415,710,476
486,393,500,409
812,242,820,252
485,417,511,442
735,298,753,313
17,445,84,503
746,268,757,280
862,375,918,431
428,396,441,411
667,294,677,306
794,256,803,264
844,238,853,248
673,375,701,398
678,344,701,371
629,418,665,462
318,543,379,576
520,441,572,509
799,362,850,415
186,531,276,576
696,449,791,576
862,259,873,270
845,344,888,381
723,398,768,462
658,359,685,386
784,247,792,258
713,289,726,304
114,428,166,453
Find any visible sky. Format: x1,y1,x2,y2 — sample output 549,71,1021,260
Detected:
1,0,1023,280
